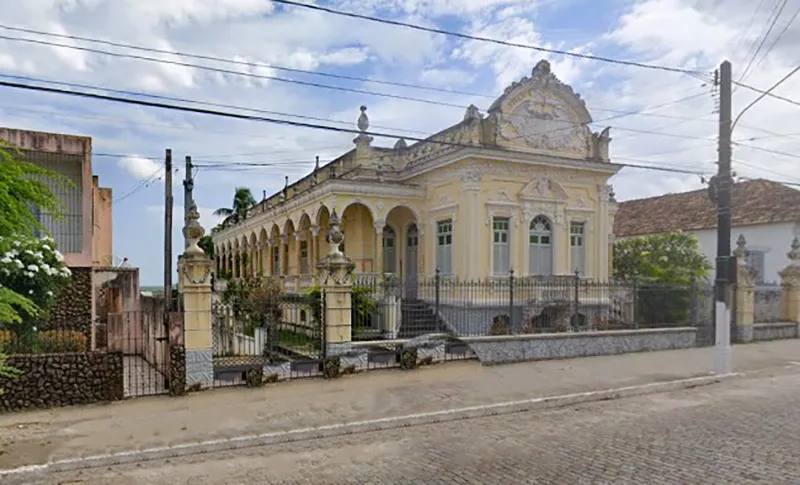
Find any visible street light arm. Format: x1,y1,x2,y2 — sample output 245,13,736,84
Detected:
732,64,800,133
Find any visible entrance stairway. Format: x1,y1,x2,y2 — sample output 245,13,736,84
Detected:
399,298,450,338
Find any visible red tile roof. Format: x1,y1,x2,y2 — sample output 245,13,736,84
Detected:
614,179,800,237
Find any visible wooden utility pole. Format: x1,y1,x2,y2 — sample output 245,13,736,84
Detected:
183,155,194,248
164,149,173,312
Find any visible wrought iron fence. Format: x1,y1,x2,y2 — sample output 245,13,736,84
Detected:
352,271,713,339
210,292,324,386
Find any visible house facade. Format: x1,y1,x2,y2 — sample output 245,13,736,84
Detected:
614,179,800,283
0,127,116,347
212,60,621,291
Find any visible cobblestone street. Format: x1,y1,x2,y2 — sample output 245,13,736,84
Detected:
17,367,800,484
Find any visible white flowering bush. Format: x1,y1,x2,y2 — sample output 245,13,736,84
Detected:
0,235,71,318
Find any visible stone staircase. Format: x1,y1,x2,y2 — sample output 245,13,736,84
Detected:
399,298,449,338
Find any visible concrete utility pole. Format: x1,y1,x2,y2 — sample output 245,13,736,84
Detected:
183,155,194,248
164,148,174,312
714,60,733,374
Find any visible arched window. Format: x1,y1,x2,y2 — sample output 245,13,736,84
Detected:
529,216,553,276
383,226,397,273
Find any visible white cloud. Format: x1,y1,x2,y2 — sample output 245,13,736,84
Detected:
418,68,476,87
118,155,163,181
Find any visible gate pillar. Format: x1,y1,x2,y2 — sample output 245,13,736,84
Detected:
779,237,800,334
178,203,214,388
317,209,355,356
733,235,756,343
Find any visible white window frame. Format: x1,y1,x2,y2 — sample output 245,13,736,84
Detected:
529,215,554,276
436,219,453,275
492,217,511,275
570,221,586,276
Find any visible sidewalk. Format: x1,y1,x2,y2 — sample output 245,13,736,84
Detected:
1,340,798,470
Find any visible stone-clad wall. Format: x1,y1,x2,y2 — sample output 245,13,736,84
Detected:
45,266,93,342
0,351,123,412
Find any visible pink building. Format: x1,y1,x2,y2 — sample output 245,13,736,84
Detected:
0,127,118,347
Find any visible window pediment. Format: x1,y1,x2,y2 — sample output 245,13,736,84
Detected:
519,177,569,202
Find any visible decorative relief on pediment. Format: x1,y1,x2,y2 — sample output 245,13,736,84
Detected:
487,60,594,158
518,176,568,201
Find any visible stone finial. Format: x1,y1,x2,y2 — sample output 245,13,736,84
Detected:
314,155,320,171
357,105,369,132
353,105,373,149
327,209,344,257
183,202,205,255
734,234,747,259
394,138,407,150
463,104,481,121
532,59,551,77
789,236,800,263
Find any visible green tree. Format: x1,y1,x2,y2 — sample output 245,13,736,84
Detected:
213,187,256,228
0,145,69,385
613,232,712,326
198,235,214,257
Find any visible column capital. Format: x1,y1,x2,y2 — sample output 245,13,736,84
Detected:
311,224,320,236
374,218,386,234
280,234,288,244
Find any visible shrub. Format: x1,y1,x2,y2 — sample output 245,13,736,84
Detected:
488,314,511,336
0,235,71,320
0,328,88,354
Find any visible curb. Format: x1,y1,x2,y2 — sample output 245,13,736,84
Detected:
1,372,739,478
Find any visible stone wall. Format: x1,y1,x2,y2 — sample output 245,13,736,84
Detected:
462,328,697,365
44,266,93,342
752,323,798,342
0,351,124,412
754,285,782,323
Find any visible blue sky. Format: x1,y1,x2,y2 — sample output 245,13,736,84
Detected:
1,0,799,285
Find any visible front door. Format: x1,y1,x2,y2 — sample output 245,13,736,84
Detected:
404,224,418,298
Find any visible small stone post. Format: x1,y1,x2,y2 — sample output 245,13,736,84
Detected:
178,203,214,388
778,237,800,336
733,235,756,342
317,209,355,356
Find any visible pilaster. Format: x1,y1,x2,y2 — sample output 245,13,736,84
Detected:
779,237,800,328
733,235,756,342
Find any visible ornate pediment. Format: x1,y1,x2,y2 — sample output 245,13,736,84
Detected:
487,60,605,159
518,176,568,201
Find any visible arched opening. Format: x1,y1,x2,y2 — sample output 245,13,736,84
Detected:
529,215,554,276
341,202,375,273
269,224,281,276
283,219,296,277
385,205,419,281
297,213,312,275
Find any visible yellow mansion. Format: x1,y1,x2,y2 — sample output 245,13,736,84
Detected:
212,60,620,290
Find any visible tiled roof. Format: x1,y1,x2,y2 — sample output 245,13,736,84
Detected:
614,179,800,237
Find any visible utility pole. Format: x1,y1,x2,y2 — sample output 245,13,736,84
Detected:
164,149,174,312
714,60,732,374
183,155,194,248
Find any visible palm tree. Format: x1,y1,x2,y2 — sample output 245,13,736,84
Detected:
214,187,256,227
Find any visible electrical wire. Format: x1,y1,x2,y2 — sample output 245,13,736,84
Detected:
4,76,799,190
269,0,705,74
739,0,788,84
748,3,800,76
113,163,166,203
0,23,489,99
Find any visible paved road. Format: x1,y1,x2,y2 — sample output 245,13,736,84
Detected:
13,366,800,484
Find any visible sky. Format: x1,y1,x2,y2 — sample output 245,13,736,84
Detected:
1,0,800,285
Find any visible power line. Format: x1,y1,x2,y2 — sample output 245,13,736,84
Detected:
5,72,715,142
748,3,800,76
4,77,799,189
0,24,489,99
270,0,704,74
739,0,788,83
113,163,166,203
0,34,468,109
